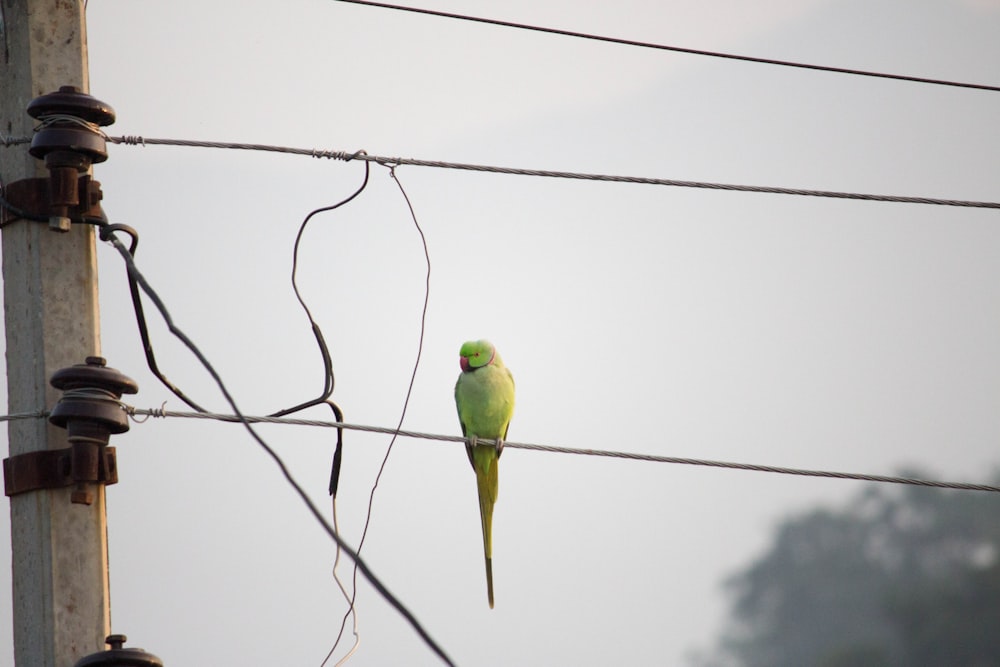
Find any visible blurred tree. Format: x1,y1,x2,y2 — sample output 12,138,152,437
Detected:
697,470,1000,667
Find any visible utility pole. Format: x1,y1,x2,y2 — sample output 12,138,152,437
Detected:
0,1,108,665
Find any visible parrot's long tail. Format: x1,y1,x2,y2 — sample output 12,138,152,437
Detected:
484,554,494,609
474,448,499,609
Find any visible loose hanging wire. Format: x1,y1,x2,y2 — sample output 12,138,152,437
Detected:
272,151,369,420
270,152,371,503
327,501,361,667
267,155,372,666
94,223,456,666
323,162,432,666
102,152,371,493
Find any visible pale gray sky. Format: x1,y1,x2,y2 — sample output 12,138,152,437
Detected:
3,0,1000,665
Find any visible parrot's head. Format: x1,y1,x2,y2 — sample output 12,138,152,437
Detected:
459,339,496,372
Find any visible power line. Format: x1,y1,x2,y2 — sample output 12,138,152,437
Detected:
330,0,1000,93
5,135,999,209
10,405,996,493
104,136,1000,209
123,407,1000,494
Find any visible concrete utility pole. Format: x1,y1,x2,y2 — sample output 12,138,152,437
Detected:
0,1,108,665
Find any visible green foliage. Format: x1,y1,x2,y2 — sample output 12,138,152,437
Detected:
703,470,1000,667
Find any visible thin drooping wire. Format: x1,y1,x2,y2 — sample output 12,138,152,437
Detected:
326,495,361,667
324,163,432,666
273,153,369,420
330,0,1000,93
97,227,456,667
124,407,1000,495
105,136,1000,210
272,152,370,508
268,156,372,667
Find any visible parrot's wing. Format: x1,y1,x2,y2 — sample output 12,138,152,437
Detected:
462,423,476,469
456,380,477,469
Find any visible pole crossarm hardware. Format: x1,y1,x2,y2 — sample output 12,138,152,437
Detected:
2,446,118,498
3,357,137,503
0,86,113,230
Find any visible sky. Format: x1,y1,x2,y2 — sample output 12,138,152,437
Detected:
3,0,1000,664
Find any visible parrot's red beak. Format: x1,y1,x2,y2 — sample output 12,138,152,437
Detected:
460,356,470,372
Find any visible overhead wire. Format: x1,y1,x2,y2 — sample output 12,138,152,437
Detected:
329,0,1000,93
119,407,1000,495
3,403,999,494
5,136,999,209
100,136,1000,210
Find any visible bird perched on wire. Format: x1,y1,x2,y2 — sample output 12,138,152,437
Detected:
454,339,515,609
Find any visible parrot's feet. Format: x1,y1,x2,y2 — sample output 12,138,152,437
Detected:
467,435,503,453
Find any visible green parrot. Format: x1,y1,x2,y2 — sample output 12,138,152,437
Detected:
454,339,515,609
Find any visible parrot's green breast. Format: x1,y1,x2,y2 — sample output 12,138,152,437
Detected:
455,363,515,441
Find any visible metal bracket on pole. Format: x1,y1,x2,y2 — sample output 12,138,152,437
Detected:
2,356,137,504
3,446,118,499
0,85,113,231
0,174,106,229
